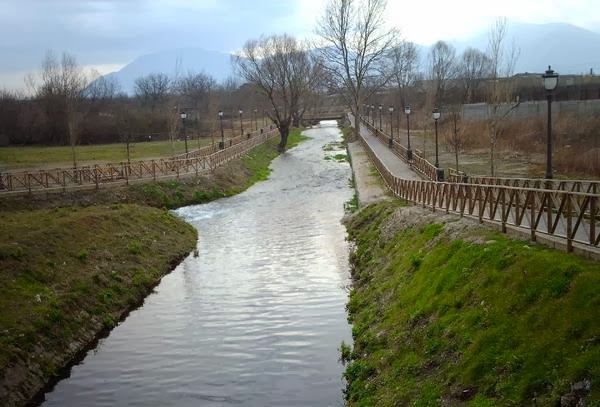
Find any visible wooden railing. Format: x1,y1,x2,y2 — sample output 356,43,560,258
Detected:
358,115,438,181
0,128,279,196
357,122,600,252
447,172,600,194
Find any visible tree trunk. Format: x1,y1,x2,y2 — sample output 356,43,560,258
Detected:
278,126,290,152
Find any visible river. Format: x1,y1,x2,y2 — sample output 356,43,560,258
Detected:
41,121,353,407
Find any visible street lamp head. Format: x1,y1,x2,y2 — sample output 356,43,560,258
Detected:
379,104,382,111
254,109,257,113
432,107,441,121
389,106,394,113
542,65,559,92
239,109,243,115
371,104,375,109
180,112,187,120
218,110,223,117
404,105,411,115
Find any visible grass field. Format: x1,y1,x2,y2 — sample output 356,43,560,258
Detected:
0,138,216,171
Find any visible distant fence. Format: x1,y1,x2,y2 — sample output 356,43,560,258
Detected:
462,99,600,121
0,128,279,196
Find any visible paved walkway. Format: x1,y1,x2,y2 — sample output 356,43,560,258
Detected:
350,115,421,181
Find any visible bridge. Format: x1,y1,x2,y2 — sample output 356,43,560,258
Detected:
350,113,600,258
301,106,347,125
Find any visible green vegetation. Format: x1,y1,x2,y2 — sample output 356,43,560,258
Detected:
0,139,215,170
0,127,310,405
344,201,600,406
0,204,197,405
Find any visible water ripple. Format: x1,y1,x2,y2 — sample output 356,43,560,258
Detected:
42,124,352,407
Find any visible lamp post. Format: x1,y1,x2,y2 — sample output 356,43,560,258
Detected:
218,110,225,149
388,106,394,147
239,109,244,136
378,104,382,131
253,109,258,131
180,111,188,154
542,65,559,179
405,105,412,160
432,107,444,182
371,104,375,126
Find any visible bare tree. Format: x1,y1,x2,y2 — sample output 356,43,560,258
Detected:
316,0,397,133
35,51,89,168
87,71,122,102
428,40,457,106
459,48,491,104
134,73,171,111
233,34,315,151
486,17,520,176
389,40,420,108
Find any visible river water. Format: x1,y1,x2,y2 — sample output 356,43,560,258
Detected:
41,122,353,407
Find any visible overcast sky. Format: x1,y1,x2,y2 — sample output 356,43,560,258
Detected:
1,0,598,91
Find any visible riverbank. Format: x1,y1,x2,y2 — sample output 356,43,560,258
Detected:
342,201,599,406
0,129,308,406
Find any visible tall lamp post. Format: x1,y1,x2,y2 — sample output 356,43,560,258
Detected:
218,110,225,149
388,106,394,147
371,104,375,126
180,111,188,154
253,109,258,131
239,109,244,136
405,105,412,160
378,104,383,131
542,65,559,179
433,107,444,182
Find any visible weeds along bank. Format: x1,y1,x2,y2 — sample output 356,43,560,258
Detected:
0,129,308,407
343,201,599,406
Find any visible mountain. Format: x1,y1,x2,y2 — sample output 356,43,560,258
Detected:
448,22,600,75
101,48,234,94
417,22,600,75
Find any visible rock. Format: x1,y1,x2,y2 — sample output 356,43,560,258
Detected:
34,294,42,303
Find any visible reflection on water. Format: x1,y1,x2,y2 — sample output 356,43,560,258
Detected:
42,121,353,407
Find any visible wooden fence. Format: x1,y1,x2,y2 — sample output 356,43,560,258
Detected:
0,128,279,196
357,119,600,252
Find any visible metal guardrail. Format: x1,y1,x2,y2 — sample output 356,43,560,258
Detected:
0,128,279,196
355,116,600,252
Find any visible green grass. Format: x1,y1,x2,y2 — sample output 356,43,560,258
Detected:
0,204,197,405
344,201,600,406
0,139,214,170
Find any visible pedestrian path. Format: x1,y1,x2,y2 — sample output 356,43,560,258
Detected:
351,116,421,181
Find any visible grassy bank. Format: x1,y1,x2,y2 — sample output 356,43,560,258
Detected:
0,205,197,406
343,201,599,406
0,128,308,212
0,128,308,406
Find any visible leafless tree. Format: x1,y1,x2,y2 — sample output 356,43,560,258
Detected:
389,40,420,108
316,0,397,133
233,34,316,151
458,48,491,104
87,71,122,102
427,40,457,106
486,17,520,176
35,51,89,168
134,73,171,111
